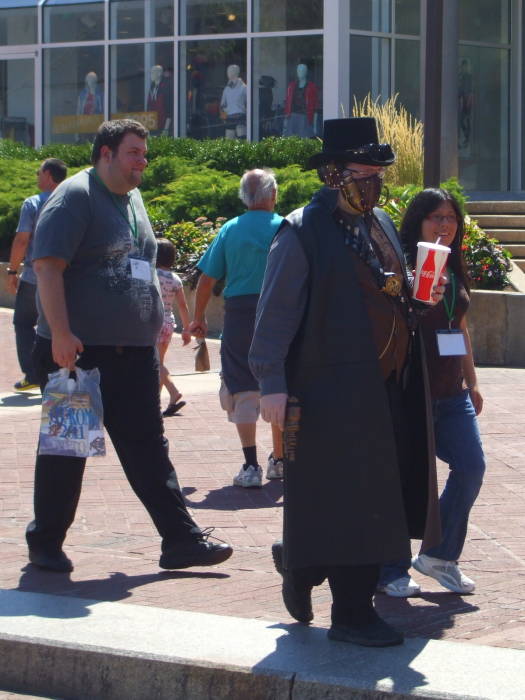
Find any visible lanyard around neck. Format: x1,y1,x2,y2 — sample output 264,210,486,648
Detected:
442,269,456,328
90,168,138,246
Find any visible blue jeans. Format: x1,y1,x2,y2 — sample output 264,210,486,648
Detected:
13,280,38,383
380,389,485,584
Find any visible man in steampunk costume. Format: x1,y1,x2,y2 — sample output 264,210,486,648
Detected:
249,117,442,647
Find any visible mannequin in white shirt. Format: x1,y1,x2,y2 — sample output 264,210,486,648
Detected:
220,64,247,139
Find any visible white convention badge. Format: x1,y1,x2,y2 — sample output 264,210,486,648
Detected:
436,329,467,356
129,257,151,282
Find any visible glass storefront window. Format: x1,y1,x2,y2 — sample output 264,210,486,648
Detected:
252,36,323,141
350,0,391,33
350,35,390,107
458,46,509,190
110,0,174,39
181,0,246,35
0,57,34,146
44,46,104,143
180,39,246,139
44,1,104,43
253,0,322,32
394,0,419,36
395,38,419,117
0,4,37,46
459,0,510,44
110,42,174,135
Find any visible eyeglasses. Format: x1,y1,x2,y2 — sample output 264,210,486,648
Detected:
427,214,457,225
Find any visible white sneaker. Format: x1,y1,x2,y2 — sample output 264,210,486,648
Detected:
233,464,263,488
377,575,421,598
412,554,475,594
266,454,284,479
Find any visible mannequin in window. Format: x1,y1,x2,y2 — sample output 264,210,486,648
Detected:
147,64,173,134
283,63,318,137
220,64,247,139
259,74,277,137
77,72,103,115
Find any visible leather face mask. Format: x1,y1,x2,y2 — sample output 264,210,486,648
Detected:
318,163,384,214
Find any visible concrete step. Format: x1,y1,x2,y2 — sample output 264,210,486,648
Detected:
481,229,525,244
474,214,525,228
2,590,525,700
467,201,525,214
515,259,525,271
505,244,525,257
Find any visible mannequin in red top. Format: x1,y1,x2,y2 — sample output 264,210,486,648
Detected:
283,63,318,137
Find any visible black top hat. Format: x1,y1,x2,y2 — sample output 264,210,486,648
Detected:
307,117,395,169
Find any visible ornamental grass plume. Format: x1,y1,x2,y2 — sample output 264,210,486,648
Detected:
352,93,423,187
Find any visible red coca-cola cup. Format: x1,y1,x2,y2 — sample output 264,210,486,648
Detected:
413,241,450,303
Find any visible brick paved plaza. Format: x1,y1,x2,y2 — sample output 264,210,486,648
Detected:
1,307,524,650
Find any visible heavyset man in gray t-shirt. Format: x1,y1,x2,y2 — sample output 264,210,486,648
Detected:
27,119,232,573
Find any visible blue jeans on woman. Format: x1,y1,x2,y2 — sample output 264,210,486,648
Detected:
380,389,486,585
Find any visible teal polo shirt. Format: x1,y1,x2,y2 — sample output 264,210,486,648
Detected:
197,210,283,298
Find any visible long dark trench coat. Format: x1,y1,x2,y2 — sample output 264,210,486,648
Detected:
281,188,441,571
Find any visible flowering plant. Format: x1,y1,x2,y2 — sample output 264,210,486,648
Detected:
462,216,512,290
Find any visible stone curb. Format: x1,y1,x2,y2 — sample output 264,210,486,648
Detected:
2,590,525,700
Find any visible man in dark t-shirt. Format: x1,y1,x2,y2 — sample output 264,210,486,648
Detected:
28,119,232,573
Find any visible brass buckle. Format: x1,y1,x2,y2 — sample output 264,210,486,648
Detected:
382,273,402,297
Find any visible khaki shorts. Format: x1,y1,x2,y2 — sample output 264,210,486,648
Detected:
219,380,260,424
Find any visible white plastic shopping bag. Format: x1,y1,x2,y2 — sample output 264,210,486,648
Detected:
38,367,106,458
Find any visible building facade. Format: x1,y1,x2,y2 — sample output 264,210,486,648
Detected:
0,0,518,194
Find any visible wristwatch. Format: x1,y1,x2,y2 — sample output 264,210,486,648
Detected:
6,268,17,275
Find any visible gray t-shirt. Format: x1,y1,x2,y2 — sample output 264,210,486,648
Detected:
16,191,51,285
32,169,163,346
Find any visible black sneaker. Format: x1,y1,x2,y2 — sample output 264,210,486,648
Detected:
14,378,39,392
159,528,233,570
328,612,404,647
28,548,73,573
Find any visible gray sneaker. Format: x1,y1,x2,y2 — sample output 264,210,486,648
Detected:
233,464,263,488
412,553,475,594
266,454,284,479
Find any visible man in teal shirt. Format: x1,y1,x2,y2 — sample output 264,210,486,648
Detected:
190,169,283,488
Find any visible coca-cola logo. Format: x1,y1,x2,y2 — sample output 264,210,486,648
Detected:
420,270,435,279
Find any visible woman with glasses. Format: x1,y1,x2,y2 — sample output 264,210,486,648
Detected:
378,188,486,597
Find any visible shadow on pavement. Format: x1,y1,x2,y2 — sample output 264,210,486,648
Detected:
254,622,430,695
182,481,283,510
375,590,479,640
5,568,228,619
0,393,41,408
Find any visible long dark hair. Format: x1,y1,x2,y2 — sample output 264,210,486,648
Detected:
400,188,470,292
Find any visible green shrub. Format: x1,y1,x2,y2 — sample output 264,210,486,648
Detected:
160,218,220,274
140,155,195,197
146,168,241,222
275,165,320,215
37,142,93,167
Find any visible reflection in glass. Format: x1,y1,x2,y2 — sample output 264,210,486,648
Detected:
44,2,104,43
350,35,390,106
43,46,104,144
252,36,323,142
458,46,509,190
459,0,510,44
110,0,174,39
110,42,173,135
0,58,34,146
395,39,419,117
111,0,144,39
180,40,246,139
181,0,246,35
253,0,322,32
0,7,37,46
350,0,391,32
395,0,420,36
